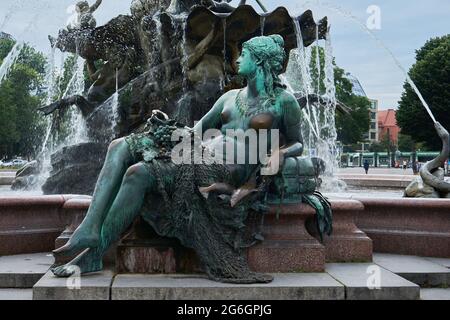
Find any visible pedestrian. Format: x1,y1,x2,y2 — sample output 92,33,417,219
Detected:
403,160,407,170
412,161,418,175
363,160,370,174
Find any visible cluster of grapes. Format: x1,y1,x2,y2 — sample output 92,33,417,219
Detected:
153,124,178,151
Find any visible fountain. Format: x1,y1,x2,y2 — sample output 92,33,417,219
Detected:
13,0,330,195
0,41,23,84
0,0,448,300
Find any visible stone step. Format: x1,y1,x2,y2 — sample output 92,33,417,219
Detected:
420,288,450,300
424,257,450,269
325,263,420,300
111,273,345,300
33,270,114,300
33,267,424,300
373,253,450,287
0,253,54,288
0,288,33,300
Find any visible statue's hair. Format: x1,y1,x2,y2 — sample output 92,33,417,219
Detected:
242,34,286,98
76,1,89,9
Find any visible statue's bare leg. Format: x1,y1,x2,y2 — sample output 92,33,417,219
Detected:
53,138,133,258
52,163,154,277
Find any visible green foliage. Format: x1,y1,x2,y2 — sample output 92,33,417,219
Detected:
307,47,371,145
398,133,416,152
369,142,385,153
396,35,450,150
0,38,47,159
379,132,397,153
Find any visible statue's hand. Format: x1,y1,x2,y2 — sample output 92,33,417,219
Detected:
263,149,286,176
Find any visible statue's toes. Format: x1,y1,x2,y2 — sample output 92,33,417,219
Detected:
51,265,78,278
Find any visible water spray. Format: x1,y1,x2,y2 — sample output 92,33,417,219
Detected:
300,0,438,124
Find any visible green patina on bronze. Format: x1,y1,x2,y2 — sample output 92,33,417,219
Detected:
51,35,332,283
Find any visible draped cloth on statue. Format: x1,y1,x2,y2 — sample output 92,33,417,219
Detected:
125,128,272,283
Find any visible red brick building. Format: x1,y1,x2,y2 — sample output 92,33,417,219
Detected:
378,109,400,144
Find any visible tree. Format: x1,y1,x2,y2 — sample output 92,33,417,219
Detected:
334,65,371,145
369,142,384,153
295,46,371,145
0,38,47,160
398,133,415,152
396,35,450,150
379,132,397,153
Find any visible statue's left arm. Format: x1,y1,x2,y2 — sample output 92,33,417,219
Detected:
89,0,102,13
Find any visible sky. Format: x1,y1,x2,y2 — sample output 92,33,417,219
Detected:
0,0,449,110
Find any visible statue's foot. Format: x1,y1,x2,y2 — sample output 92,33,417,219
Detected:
51,248,103,278
53,228,99,259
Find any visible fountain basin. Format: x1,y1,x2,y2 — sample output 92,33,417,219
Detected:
1,195,371,273
1,195,448,274
0,195,91,256
355,198,450,258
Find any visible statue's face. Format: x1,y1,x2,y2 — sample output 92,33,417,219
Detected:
237,48,258,77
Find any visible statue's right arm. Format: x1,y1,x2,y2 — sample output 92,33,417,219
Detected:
90,0,102,13
193,92,229,135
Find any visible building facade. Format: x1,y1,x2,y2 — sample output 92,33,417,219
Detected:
368,99,379,142
378,109,400,145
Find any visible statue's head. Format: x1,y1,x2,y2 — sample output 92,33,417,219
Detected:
76,1,90,13
237,35,286,97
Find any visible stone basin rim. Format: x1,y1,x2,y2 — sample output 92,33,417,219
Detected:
0,195,92,207
355,197,450,208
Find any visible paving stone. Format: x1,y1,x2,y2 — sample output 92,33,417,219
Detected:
373,253,450,287
326,263,420,300
33,270,114,300
0,253,54,288
424,257,450,269
111,273,345,300
0,289,33,300
420,288,450,300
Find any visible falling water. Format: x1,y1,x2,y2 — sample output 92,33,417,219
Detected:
280,74,295,93
0,41,24,85
175,13,189,93
260,16,266,35
173,13,192,122
69,56,88,144
40,47,57,155
150,10,163,68
36,50,67,190
315,26,321,95
289,18,320,147
301,0,437,123
222,18,227,89
53,54,88,146
111,68,120,124
318,30,340,182
286,17,343,189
